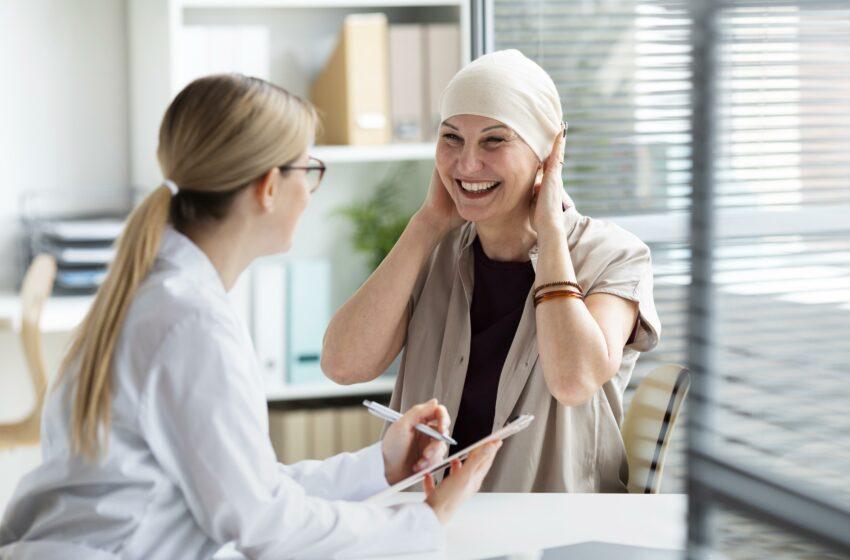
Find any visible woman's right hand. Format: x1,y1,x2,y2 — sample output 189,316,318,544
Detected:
423,440,502,524
414,168,464,237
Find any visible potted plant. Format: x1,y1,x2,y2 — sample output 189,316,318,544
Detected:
335,164,416,270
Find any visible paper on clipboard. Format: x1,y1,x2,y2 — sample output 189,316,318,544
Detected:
366,414,535,503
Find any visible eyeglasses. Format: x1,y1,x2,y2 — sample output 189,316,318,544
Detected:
279,156,326,193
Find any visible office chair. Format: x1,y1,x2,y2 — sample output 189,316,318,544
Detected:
0,254,57,450
621,363,690,494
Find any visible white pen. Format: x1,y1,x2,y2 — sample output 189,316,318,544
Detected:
362,399,457,446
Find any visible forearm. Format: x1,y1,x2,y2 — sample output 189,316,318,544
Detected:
322,212,446,383
534,227,613,405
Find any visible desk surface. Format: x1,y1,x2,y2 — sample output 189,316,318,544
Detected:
383,493,687,560
0,292,92,333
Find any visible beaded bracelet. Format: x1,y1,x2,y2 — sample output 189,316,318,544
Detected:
533,289,584,308
533,280,583,298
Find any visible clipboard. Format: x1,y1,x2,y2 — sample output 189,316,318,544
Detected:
367,414,535,503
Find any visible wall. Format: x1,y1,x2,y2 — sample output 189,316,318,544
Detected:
0,0,130,515
0,0,131,290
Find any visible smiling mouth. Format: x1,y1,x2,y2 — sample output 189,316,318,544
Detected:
456,179,502,194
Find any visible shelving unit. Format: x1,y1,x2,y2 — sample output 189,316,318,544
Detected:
181,0,462,8
0,292,93,334
124,0,469,408
264,377,395,402
128,0,469,188
0,291,395,402
313,142,436,163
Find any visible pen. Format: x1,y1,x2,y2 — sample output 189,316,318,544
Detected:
362,399,457,446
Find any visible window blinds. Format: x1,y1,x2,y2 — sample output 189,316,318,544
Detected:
491,0,850,552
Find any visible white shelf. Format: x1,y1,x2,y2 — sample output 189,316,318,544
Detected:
128,0,469,188
0,292,396,403
312,142,436,163
264,377,395,401
180,0,461,9
0,293,93,333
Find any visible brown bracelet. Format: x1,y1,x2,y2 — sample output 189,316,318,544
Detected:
533,281,583,298
533,289,584,308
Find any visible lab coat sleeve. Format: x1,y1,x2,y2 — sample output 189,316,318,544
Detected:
138,315,444,559
277,443,391,502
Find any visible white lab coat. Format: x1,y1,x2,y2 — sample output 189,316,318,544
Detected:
0,227,443,560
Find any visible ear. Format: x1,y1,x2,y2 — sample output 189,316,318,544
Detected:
253,168,278,212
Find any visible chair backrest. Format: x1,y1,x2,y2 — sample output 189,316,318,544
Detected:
621,363,690,494
0,254,57,448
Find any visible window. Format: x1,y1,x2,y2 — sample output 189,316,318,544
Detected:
485,0,850,555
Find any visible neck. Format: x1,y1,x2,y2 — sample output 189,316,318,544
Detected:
182,219,256,292
475,211,537,262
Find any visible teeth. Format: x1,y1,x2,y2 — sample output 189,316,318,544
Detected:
460,180,499,192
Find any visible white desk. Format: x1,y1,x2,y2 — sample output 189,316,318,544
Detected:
214,493,686,559
0,292,394,402
380,493,686,560
0,292,93,333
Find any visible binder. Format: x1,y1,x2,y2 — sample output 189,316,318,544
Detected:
251,258,287,388
310,14,391,145
285,259,331,385
338,407,368,453
269,410,310,463
389,24,426,142
309,409,338,460
177,25,271,90
424,23,461,140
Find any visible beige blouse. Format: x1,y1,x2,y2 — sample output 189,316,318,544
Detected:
388,207,661,493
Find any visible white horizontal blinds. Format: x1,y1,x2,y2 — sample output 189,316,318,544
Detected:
680,0,850,558
493,0,693,215
715,0,850,208
695,0,850,540
712,505,850,559
702,233,850,499
492,1,695,494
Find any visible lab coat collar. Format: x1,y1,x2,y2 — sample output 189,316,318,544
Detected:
157,225,228,294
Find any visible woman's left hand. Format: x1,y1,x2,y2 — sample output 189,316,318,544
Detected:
381,399,451,485
530,124,570,235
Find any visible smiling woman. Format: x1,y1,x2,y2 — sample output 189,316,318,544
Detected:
322,50,661,493
437,116,540,229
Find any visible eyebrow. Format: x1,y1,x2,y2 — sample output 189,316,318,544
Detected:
440,122,510,133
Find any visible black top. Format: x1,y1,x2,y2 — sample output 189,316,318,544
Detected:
450,237,536,454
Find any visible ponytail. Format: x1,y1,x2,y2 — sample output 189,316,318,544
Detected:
65,185,172,460
62,73,315,461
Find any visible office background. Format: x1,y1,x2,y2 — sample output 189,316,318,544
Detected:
2,0,850,558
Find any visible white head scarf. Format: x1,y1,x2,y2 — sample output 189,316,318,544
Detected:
439,49,563,161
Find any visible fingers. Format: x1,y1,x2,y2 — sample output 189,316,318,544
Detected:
416,440,448,471
406,399,452,435
434,404,450,435
544,124,567,172
424,473,436,495
463,440,502,475
450,459,462,476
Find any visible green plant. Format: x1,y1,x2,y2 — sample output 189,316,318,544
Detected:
335,164,415,270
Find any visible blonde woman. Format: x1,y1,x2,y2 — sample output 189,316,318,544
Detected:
323,50,661,493
0,75,500,560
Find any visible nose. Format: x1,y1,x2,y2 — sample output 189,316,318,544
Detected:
457,143,485,175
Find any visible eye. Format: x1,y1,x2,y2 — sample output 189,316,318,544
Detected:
484,136,505,145
441,133,462,142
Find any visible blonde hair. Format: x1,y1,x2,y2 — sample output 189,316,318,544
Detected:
64,74,316,460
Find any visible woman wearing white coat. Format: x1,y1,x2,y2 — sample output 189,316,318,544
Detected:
0,74,501,560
